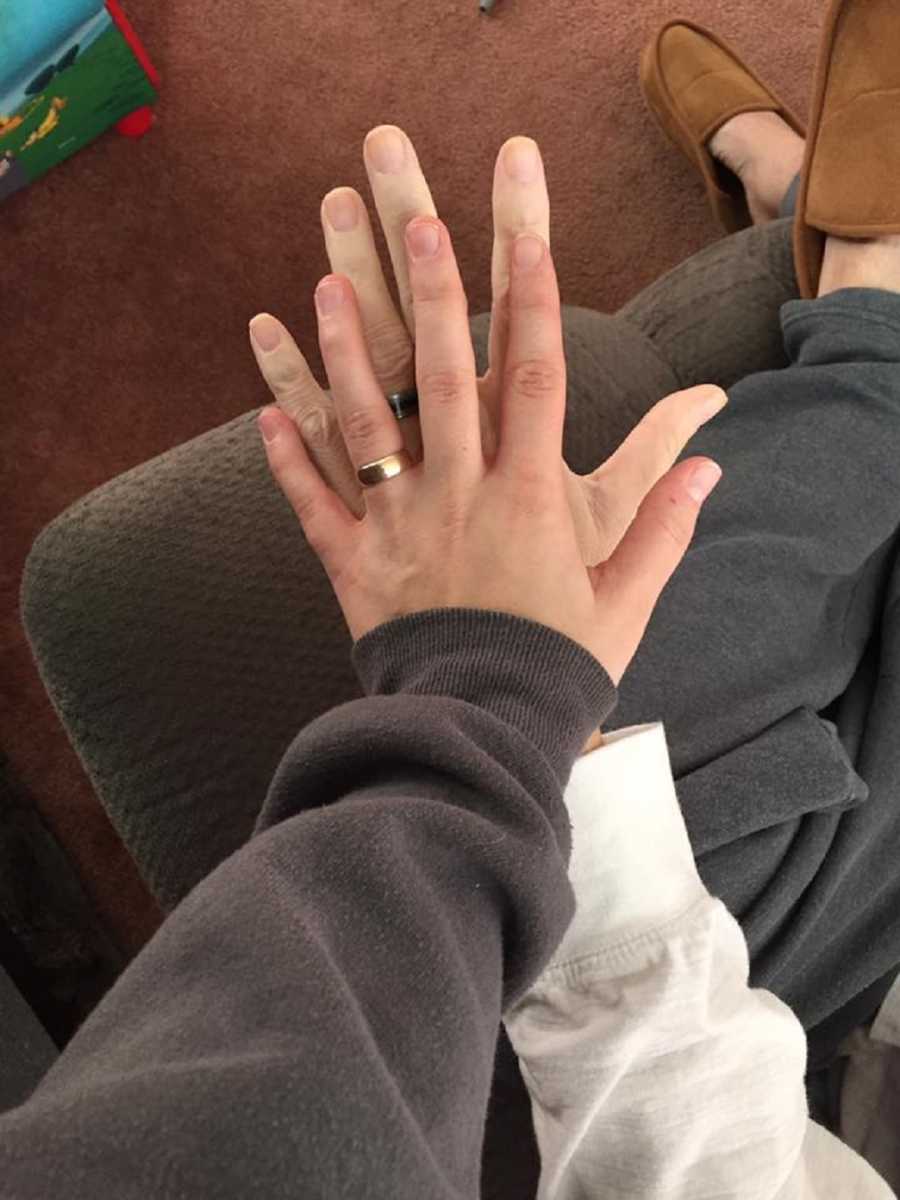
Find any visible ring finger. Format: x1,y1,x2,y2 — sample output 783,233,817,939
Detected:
314,273,412,498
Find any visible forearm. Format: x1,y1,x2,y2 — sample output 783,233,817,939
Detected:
0,611,617,1197
0,789,532,1196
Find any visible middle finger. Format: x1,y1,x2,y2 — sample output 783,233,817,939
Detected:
314,273,411,494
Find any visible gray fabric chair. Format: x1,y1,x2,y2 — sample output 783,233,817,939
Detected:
0,966,56,1113
18,220,800,914
18,303,683,913
0,753,125,1116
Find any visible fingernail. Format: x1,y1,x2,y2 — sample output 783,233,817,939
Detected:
513,234,544,270
699,387,728,420
258,408,281,444
324,190,359,232
505,139,539,182
250,315,282,352
367,127,406,174
406,220,441,258
687,461,722,503
315,280,344,315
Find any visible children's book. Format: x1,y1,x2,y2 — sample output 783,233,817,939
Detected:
0,0,159,204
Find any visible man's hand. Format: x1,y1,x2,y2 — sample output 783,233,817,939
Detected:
248,123,537,520
249,126,726,572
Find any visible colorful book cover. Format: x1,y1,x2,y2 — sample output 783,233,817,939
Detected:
0,0,158,203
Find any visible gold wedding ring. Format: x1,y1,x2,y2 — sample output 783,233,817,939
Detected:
357,448,414,488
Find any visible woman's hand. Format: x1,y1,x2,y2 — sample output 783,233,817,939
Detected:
249,126,728,567
255,211,723,688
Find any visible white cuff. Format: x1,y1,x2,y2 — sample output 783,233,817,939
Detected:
548,722,707,967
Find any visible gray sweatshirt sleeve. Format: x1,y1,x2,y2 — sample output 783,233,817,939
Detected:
0,608,617,1199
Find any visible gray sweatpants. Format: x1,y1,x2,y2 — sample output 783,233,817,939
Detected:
597,183,900,1131
481,188,900,1180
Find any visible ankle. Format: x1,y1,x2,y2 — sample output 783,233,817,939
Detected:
818,234,900,298
709,110,805,224
708,112,763,180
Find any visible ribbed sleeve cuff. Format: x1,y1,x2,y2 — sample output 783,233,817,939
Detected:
351,608,619,783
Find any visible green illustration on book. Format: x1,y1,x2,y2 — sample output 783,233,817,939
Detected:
0,1,158,203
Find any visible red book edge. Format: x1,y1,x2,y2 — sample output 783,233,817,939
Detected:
105,0,161,88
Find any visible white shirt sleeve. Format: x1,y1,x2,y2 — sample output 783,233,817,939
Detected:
503,722,895,1200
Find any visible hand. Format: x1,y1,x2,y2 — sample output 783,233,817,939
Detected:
255,209,723,688
248,125,728,567
248,123,526,522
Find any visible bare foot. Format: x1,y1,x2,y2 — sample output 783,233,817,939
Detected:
708,111,805,226
818,234,900,298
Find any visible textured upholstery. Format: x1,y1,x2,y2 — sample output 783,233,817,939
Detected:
20,305,678,911
0,966,56,1114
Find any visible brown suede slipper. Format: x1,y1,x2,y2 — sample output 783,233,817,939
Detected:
794,0,900,299
640,19,806,234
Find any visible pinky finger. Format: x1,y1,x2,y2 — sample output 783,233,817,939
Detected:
257,406,359,574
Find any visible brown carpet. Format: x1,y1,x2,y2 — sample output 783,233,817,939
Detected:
3,0,823,954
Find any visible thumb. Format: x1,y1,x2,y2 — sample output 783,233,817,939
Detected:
592,455,722,659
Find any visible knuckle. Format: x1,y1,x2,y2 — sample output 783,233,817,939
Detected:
514,285,557,314
414,268,462,300
436,497,469,539
415,288,470,326
264,353,308,394
419,366,472,410
509,458,547,491
298,406,337,450
366,319,414,388
276,376,329,424
507,359,564,402
341,405,383,446
504,459,557,515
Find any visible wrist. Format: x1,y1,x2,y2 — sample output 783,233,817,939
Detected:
580,727,604,756
352,609,618,781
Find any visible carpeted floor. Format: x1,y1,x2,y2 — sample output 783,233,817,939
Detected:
3,0,823,956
